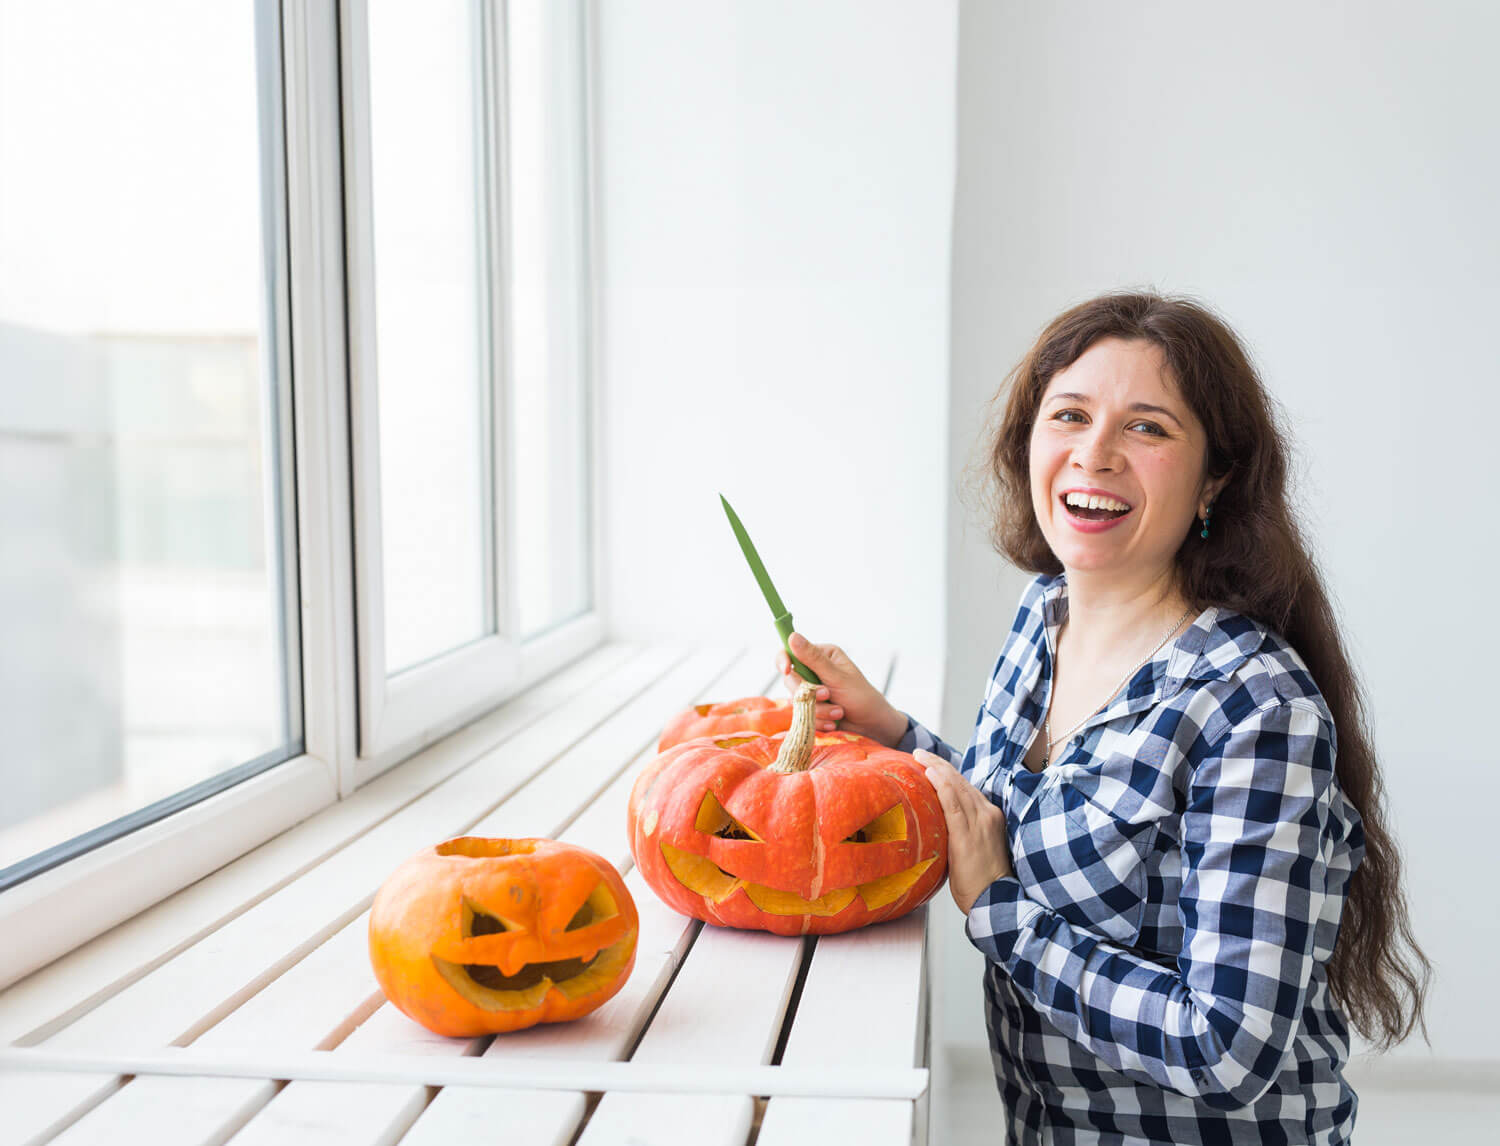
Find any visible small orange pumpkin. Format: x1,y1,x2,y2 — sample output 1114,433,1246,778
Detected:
368,837,637,1037
657,696,792,752
629,684,947,936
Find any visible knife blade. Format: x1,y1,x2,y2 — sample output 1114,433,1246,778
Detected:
719,493,821,684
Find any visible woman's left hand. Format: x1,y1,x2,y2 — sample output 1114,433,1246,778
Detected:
917,748,1015,914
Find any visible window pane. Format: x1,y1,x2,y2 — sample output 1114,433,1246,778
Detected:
0,0,301,876
367,1,491,674
509,0,593,638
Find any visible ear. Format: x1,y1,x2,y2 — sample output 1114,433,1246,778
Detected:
1199,474,1230,517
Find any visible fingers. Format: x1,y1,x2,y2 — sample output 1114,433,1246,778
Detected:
919,754,973,829
788,632,865,685
914,748,954,771
773,658,842,730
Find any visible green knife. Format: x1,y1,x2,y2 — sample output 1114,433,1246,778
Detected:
719,493,821,685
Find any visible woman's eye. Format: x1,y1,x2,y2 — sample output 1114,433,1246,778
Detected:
1054,410,1085,423
1130,421,1167,437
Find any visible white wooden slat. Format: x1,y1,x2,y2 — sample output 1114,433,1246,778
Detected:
759,912,928,1146
207,649,760,1146
45,913,382,1146
0,642,640,1049
0,1048,926,1098
778,908,928,1071
578,924,806,1146
2,646,723,1146
756,647,930,1146
757,1098,913,1146
882,647,945,1146
395,1088,585,1146
222,1006,470,1146
575,1092,755,1146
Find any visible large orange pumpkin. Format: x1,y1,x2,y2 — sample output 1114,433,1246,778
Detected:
628,683,947,935
657,696,792,752
368,837,638,1037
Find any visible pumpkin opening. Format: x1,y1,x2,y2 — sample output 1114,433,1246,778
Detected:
566,882,620,930
695,791,761,840
431,934,635,1011
437,838,540,859
713,735,759,749
842,805,907,844
660,842,940,916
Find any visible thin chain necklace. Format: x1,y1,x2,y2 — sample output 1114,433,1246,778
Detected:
1043,603,1195,766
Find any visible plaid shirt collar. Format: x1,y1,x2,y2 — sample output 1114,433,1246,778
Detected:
1035,573,1272,730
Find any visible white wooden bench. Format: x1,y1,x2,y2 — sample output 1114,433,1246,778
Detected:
0,642,939,1145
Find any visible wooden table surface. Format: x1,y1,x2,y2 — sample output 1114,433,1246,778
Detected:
0,643,938,1146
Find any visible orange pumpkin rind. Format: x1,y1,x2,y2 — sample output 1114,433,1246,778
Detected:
369,837,638,1037
629,685,948,936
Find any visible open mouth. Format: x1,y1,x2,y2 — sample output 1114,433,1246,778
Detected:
432,936,634,1010
1060,492,1132,522
659,842,937,915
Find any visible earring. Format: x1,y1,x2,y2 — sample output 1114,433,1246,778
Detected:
1199,501,1213,539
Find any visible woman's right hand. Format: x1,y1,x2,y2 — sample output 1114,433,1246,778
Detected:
776,632,910,748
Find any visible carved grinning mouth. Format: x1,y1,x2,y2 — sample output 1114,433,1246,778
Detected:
659,842,937,915
431,892,631,1010
431,938,635,1009
460,954,595,992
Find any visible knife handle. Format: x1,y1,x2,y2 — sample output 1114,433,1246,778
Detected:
773,613,822,685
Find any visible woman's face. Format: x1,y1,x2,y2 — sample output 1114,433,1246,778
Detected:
1028,337,1221,581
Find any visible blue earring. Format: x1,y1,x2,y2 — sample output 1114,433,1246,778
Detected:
1199,501,1213,539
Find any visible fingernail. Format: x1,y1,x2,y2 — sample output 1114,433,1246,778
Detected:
790,633,806,649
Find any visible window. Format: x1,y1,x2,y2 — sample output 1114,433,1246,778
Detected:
0,0,600,978
343,0,599,773
0,0,302,888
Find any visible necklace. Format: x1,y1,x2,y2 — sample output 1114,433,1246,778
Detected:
1042,603,1195,766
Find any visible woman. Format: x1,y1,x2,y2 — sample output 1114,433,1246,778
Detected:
777,291,1430,1144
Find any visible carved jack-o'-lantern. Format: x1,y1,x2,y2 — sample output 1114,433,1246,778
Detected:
657,696,793,753
628,684,948,936
368,837,638,1037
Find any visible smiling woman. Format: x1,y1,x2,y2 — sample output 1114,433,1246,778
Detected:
778,290,1434,1144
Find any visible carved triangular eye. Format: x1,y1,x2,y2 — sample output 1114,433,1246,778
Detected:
842,805,907,844
695,791,762,841
463,898,512,937
565,882,619,930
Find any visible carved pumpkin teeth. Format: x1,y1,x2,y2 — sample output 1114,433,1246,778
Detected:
430,933,636,1010
659,842,939,915
462,954,594,992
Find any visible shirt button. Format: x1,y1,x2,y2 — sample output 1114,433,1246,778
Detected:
1072,735,1083,746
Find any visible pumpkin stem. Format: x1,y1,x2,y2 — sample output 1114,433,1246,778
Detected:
769,683,818,773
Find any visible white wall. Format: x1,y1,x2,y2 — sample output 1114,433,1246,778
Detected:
594,1,957,681
944,0,1500,1067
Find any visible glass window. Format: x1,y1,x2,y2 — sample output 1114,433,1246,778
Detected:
366,0,493,674
0,1,301,881
508,0,593,638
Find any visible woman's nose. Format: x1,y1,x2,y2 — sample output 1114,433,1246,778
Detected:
1073,426,1124,471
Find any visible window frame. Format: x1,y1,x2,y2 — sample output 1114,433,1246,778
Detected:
340,0,603,783
0,0,605,991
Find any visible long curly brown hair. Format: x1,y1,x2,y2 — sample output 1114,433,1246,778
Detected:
967,289,1431,1051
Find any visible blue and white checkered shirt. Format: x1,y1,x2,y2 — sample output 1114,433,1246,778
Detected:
899,571,1366,1145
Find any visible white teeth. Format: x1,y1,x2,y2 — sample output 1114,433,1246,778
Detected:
1064,492,1130,512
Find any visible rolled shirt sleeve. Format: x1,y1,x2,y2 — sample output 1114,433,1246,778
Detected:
965,699,1339,1112
895,713,962,765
